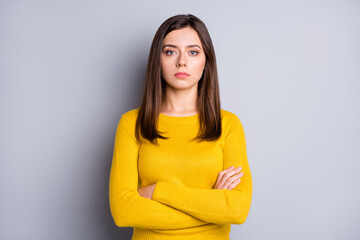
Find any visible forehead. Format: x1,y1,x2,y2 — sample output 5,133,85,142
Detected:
163,27,202,46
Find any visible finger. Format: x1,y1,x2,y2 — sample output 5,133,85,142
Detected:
229,171,244,183
222,169,243,189
218,167,242,189
221,167,242,180
228,179,241,190
228,166,242,175
221,166,235,174
214,166,234,188
217,166,239,183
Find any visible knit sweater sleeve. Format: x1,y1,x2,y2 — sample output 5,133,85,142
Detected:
109,113,208,229
152,113,253,225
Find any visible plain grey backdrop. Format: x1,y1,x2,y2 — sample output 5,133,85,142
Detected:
1,0,359,239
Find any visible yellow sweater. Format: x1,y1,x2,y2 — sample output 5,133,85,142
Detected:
109,107,253,240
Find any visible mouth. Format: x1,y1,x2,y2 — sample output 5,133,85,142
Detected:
175,72,190,79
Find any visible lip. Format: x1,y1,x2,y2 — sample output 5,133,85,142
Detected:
175,72,190,79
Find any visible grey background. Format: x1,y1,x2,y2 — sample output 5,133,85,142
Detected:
1,0,359,239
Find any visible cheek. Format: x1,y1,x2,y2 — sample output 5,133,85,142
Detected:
161,59,172,74
193,58,206,72
160,61,167,77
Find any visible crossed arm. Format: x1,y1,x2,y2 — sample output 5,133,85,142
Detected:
109,113,252,229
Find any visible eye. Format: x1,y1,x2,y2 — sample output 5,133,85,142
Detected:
165,50,176,55
189,50,199,56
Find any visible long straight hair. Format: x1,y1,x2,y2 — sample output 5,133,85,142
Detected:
135,14,221,145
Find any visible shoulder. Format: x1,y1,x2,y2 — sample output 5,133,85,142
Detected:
121,107,140,121
122,107,140,117
116,107,140,132
221,109,241,123
220,109,244,133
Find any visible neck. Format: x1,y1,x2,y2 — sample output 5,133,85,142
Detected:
161,84,198,114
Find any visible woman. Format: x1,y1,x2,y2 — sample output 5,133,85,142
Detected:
109,14,253,240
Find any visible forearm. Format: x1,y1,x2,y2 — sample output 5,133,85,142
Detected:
152,168,252,225
110,187,209,229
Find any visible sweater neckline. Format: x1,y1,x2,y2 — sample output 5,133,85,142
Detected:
159,112,199,123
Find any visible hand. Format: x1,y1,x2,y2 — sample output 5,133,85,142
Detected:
137,183,157,200
213,166,243,190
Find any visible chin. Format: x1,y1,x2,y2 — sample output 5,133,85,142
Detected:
167,81,199,90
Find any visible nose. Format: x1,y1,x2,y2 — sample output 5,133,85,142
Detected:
176,53,186,68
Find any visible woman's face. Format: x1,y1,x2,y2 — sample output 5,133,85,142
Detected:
160,26,206,91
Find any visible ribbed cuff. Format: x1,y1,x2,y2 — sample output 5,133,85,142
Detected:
152,181,177,206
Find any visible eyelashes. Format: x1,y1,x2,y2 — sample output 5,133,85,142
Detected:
189,50,199,56
164,50,199,56
164,50,175,55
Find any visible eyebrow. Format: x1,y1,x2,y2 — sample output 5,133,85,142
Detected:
162,44,202,50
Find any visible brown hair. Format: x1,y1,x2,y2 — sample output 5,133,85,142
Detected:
135,14,221,145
